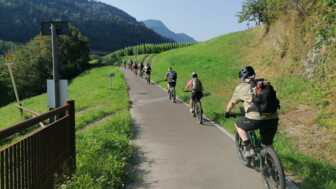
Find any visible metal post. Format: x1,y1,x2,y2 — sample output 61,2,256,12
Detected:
51,24,61,108
6,63,23,116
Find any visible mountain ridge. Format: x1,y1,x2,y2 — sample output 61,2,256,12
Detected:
143,19,196,43
0,0,170,52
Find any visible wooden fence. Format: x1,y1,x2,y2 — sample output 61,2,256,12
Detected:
0,101,76,189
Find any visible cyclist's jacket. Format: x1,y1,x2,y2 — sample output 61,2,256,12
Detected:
229,81,278,120
166,71,177,83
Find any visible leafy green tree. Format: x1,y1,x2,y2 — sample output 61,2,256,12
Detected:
0,25,90,106
239,0,269,25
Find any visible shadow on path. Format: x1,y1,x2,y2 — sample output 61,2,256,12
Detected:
127,117,156,189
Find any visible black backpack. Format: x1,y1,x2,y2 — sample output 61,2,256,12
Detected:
249,79,280,114
167,71,177,82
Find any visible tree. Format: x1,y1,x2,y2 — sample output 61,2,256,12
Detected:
239,0,268,25
0,24,90,106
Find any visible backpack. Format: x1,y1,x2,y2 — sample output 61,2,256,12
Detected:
249,79,280,114
192,79,203,92
167,71,177,82
146,66,151,73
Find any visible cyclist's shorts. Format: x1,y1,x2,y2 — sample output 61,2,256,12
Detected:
168,82,176,87
236,117,278,145
191,91,203,101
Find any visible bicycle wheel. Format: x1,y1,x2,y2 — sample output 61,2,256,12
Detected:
234,132,250,166
168,88,172,101
147,75,151,84
172,88,176,103
195,102,203,124
261,147,286,189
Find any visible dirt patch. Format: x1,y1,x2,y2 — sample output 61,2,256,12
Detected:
280,105,336,164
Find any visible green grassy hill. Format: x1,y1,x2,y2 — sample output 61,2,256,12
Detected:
149,29,336,189
0,66,133,188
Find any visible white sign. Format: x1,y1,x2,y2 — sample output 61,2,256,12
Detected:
47,80,68,108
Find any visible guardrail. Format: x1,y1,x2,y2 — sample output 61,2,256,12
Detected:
0,101,76,189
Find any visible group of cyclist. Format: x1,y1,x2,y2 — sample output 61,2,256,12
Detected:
128,63,280,159
125,59,152,83
165,66,280,158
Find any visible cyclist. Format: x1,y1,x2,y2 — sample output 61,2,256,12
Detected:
144,63,152,83
224,66,279,158
129,60,133,71
185,72,203,113
133,62,139,76
139,62,144,77
165,67,177,93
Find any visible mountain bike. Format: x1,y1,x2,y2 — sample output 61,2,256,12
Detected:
168,85,176,103
184,91,203,124
192,98,203,124
145,73,151,85
228,111,285,189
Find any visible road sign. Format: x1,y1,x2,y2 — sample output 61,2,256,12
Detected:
41,21,69,35
47,80,68,108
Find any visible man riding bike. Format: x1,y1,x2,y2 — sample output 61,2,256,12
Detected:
166,66,177,88
139,62,144,77
224,66,279,158
185,72,203,113
144,63,152,83
133,62,139,76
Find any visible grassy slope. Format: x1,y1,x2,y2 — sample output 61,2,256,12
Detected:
0,66,133,188
150,30,336,189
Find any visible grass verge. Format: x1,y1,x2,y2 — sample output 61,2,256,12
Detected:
0,66,133,188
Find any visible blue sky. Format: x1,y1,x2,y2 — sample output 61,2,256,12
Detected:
101,0,248,41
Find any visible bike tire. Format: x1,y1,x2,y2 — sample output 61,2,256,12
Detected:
169,88,174,102
261,147,286,189
235,132,250,167
172,89,176,103
196,102,203,124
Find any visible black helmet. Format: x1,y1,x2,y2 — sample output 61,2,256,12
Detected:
192,72,198,78
239,66,255,80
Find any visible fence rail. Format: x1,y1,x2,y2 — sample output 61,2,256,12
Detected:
0,101,76,189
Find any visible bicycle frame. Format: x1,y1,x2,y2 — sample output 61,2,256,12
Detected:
247,131,264,170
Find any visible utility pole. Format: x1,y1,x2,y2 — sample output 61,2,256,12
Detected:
6,62,23,116
51,23,61,108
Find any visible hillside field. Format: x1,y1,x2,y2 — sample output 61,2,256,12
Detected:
149,29,336,189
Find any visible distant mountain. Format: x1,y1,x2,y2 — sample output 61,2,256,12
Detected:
0,0,170,52
143,20,196,43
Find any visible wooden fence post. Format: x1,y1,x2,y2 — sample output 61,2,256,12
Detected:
67,100,76,172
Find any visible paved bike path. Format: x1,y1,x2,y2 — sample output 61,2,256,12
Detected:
125,70,265,189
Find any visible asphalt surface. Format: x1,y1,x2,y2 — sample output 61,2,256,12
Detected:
124,70,266,189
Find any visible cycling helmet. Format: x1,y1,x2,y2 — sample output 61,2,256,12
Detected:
192,72,198,78
239,66,255,80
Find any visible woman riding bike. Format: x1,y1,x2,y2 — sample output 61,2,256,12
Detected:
185,72,203,113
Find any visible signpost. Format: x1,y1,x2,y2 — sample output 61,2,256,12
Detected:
41,21,69,109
